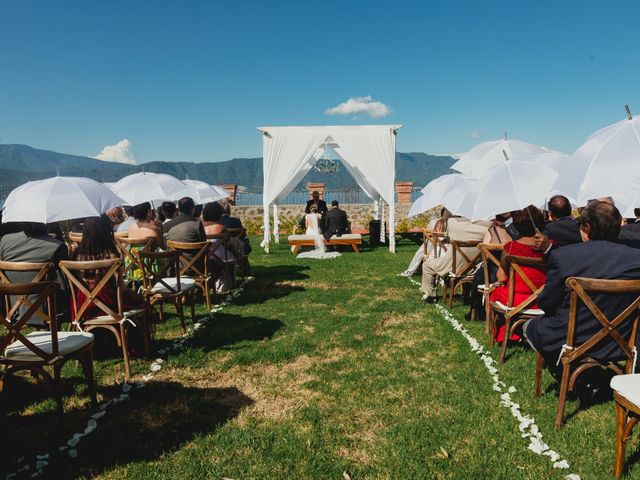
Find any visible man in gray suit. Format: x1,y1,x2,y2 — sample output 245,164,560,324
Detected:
0,222,69,323
163,197,206,243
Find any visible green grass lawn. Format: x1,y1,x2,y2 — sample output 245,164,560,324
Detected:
2,236,638,479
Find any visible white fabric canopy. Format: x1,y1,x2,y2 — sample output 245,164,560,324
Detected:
258,125,401,252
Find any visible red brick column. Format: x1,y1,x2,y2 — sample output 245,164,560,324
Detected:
306,182,325,199
395,181,414,204
221,184,238,205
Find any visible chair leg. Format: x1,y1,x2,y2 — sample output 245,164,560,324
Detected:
448,278,455,308
614,400,627,478
53,363,63,416
498,315,512,364
176,298,186,333
119,323,131,381
555,363,571,429
141,315,151,357
79,349,98,408
191,291,196,320
534,352,544,398
488,310,496,348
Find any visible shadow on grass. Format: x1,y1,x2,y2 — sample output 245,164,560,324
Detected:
1,380,253,479
158,312,285,354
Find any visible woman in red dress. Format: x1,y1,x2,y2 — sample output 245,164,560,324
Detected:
490,206,547,343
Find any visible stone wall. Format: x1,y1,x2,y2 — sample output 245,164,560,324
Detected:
230,203,414,233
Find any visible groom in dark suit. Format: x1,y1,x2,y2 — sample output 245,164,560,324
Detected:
324,200,349,240
305,191,328,216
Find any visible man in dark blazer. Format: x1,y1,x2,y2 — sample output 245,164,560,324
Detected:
163,197,206,243
324,200,349,240
305,191,328,216
524,201,640,364
618,208,640,248
542,195,581,248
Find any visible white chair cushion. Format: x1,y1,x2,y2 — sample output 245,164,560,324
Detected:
151,277,196,294
611,374,640,407
89,308,146,322
3,331,94,362
494,301,544,316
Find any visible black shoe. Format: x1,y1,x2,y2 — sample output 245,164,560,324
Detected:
425,296,438,304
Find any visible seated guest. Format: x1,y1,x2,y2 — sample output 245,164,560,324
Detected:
163,197,206,243
542,195,581,247
71,216,146,320
0,222,69,321
420,216,489,302
489,207,547,342
159,201,177,224
127,202,164,248
202,202,236,292
524,201,640,365
105,207,125,232
219,199,251,255
466,213,512,319
324,200,349,240
618,207,640,248
117,206,136,233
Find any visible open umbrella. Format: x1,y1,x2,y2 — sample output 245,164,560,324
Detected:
2,176,126,224
182,179,229,204
110,172,192,206
451,136,550,178
409,174,474,217
517,151,576,202
576,106,640,214
455,158,558,221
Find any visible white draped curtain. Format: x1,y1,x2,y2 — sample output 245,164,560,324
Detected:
259,125,400,253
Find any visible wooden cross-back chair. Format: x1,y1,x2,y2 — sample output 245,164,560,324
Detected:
442,240,482,308
488,255,547,363
59,258,148,381
422,230,446,258
136,249,196,334
0,281,96,415
0,261,54,328
534,277,640,429
167,241,212,311
115,237,155,287
475,243,504,325
68,232,83,249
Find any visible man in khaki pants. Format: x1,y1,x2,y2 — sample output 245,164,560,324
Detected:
420,217,489,302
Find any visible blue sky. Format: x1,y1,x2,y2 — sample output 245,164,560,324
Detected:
1,0,639,164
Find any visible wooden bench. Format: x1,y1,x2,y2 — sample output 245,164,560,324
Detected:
288,234,362,255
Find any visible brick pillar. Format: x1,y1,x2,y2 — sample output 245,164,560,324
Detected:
395,181,414,204
221,184,238,205
306,182,325,200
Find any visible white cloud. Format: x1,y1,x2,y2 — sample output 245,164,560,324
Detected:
95,139,137,165
325,96,391,119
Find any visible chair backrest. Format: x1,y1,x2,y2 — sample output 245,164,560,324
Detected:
205,233,230,261
226,227,244,238
0,281,59,362
502,254,547,313
422,230,446,257
478,243,503,288
136,249,182,296
450,240,482,277
116,237,155,281
114,231,129,240
68,232,83,247
0,261,54,322
563,277,640,371
59,258,124,323
166,241,210,278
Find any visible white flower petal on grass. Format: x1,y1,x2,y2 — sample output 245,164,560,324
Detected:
565,474,581,480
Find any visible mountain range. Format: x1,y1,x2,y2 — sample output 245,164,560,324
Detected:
0,144,455,192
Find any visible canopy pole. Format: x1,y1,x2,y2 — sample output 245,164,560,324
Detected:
389,198,396,253
273,204,280,243
626,104,633,120
261,202,270,253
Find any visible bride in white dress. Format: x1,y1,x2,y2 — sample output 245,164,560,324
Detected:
297,204,341,260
